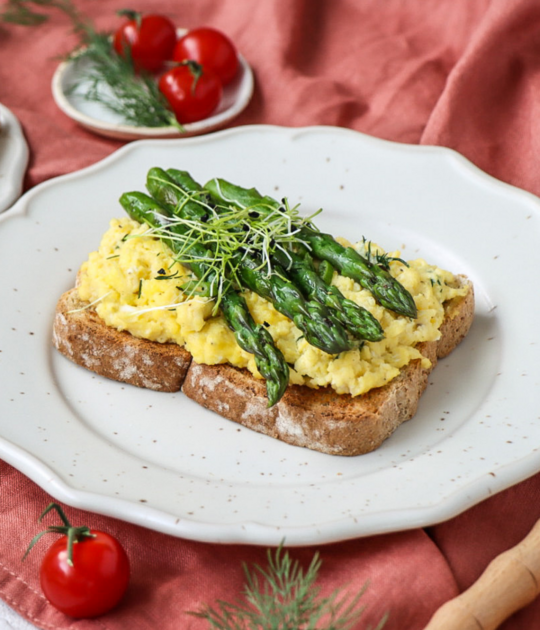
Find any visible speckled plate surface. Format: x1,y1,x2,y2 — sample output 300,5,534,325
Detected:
1,126,538,546
0,103,28,213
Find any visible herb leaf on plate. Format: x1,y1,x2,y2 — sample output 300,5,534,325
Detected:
0,0,182,129
67,31,182,130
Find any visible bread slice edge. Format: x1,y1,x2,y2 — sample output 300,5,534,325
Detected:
53,288,191,392
182,276,475,456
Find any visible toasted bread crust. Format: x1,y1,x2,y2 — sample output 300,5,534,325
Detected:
53,277,474,455
53,289,191,392
182,277,474,455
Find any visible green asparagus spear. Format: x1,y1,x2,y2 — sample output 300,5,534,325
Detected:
119,191,289,407
235,255,356,354
317,259,335,285
153,169,383,342
300,226,417,318
204,178,418,319
146,168,357,355
147,169,404,339
271,248,384,342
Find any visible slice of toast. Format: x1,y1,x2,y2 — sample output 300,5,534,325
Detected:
53,289,191,392
53,277,474,455
182,277,474,455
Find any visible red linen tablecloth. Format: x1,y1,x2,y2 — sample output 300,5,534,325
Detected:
2,0,540,628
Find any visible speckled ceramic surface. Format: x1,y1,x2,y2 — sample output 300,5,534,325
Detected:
0,103,28,213
51,31,254,140
1,126,538,545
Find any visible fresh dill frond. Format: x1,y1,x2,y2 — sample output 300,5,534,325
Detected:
0,0,182,130
67,33,182,129
361,237,408,270
124,301,193,317
0,0,81,27
189,544,388,630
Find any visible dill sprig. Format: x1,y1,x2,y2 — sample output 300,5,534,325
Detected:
190,544,388,630
0,0,81,27
361,238,408,271
66,33,182,129
0,0,182,129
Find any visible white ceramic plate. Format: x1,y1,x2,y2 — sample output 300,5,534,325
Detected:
1,126,538,546
0,103,29,213
51,34,254,141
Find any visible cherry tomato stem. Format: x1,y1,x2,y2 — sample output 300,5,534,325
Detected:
173,27,239,85
159,63,222,124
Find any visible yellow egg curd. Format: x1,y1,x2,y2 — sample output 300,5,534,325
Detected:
77,218,469,397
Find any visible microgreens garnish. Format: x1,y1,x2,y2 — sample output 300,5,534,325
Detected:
67,291,112,313
129,185,321,313
124,299,211,318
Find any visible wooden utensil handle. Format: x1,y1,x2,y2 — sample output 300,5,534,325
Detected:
424,519,540,630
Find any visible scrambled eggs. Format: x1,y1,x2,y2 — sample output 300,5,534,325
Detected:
77,218,468,397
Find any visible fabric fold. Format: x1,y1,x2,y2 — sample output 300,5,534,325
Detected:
422,0,540,195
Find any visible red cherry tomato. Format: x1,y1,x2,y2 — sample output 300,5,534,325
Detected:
173,27,239,85
159,61,223,124
113,10,177,73
40,531,130,618
25,503,130,619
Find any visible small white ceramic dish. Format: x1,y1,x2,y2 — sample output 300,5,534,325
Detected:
0,103,29,213
1,126,539,546
51,35,254,141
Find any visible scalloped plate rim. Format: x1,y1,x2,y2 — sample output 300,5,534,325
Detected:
0,125,539,546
